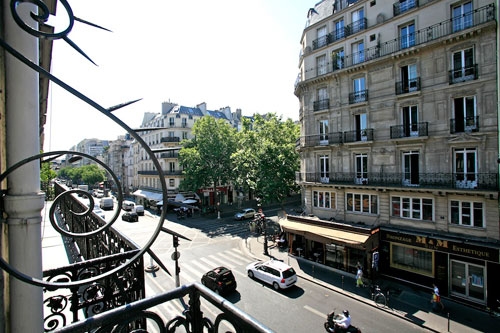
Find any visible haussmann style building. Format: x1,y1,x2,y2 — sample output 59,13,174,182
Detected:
292,0,498,309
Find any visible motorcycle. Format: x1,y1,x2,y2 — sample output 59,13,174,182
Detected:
324,311,362,333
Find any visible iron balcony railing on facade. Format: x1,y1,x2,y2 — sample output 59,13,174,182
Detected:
343,129,374,143
160,151,179,158
160,136,180,143
138,169,183,176
348,90,368,104
395,77,421,95
300,172,498,191
450,116,479,134
390,122,428,139
345,18,367,37
448,64,478,84
298,132,344,148
298,4,495,84
313,98,330,111
393,0,419,17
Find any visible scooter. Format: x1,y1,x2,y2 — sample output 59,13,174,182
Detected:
324,311,362,333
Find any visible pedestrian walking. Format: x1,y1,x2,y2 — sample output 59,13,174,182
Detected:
356,265,364,287
431,283,444,312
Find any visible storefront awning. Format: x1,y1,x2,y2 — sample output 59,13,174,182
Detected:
280,219,370,246
132,190,163,201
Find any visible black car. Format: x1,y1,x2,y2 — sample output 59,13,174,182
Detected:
121,211,139,222
201,267,237,295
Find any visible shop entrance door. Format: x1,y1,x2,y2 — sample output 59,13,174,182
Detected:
450,260,485,303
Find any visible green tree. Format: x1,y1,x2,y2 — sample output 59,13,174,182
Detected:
58,164,105,186
40,161,57,199
179,117,237,205
232,114,300,206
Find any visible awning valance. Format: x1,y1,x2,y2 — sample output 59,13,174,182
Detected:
280,219,370,246
132,190,163,201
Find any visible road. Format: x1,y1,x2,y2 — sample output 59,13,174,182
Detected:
109,209,430,332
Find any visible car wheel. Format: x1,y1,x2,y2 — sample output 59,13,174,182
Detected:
247,270,254,278
272,282,280,291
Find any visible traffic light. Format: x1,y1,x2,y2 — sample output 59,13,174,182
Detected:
173,236,179,248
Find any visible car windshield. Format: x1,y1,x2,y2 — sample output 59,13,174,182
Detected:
282,268,296,278
220,272,234,282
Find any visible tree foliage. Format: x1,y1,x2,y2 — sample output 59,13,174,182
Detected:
58,164,106,186
232,114,300,206
40,161,57,199
179,117,237,199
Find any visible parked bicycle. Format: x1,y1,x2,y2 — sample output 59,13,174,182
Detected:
369,284,387,308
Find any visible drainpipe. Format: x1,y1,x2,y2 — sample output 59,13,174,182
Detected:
3,2,45,331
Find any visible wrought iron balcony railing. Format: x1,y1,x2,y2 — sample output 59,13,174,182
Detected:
160,151,179,158
343,129,373,143
393,0,419,17
297,4,495,84
160,137,181,143
450,116,479,134
390,122,428,139
296,132,344,148
313,98,330,111
348,90,368,104
345,18,367,37
395,77,421,95
297,171,498,191
54,282,272,333
448,64,478,84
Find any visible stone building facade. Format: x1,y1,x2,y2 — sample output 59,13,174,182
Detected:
293,0,498,308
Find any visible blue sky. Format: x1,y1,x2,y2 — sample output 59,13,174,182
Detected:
43,0,314,151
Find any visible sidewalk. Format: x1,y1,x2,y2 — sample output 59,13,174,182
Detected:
240,228,496,333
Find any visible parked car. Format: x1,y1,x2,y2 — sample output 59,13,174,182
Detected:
246,259,297,290
122,200,135,211
87,203,105,219
121,211,139,222
99,197,114,210
201,267,237,295
134,205,145,216
234,208,256,220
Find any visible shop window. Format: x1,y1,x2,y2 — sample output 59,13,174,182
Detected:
391,243,434,277
313,190,336,209
346,193,377,214
450,200,484,227
391,196,433,221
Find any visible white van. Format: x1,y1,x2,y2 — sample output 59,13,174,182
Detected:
122,200,135,211
100,197,114,210
134,205,145,216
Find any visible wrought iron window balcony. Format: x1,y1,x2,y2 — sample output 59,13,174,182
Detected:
348,90,368,104
343,129,373,143
395,77,421,95
313,98,330,111
345,18,367,37
160,137,180,143
312,35,329,50
297,132,343,148
394,0,419,16
390,122,428,139
160,152,179,158
300,171,498,191
450,116,479,134
448,64,478,84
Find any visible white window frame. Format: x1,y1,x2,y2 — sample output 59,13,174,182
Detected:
319,154,329,183
317,54,327,75
452,1,473,32
391,196,433,221
450,200,484,227
313,190,336,209
346,192,378,214
319,120,329,144
400,22,415,49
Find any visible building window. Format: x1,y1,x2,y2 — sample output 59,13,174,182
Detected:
346,193,378,214
450,200,483,227
181,118,187,127
182,132,188,139
355,153,368,184
402,150,419,185
351,8,365,34
453,96,477,133
452,47,475,83
169,118,175,126
315,87,329,111
319,155,329,183
399,0,417,14
391,197,433,221
334,19,345,40
400,22,415,49
169,179,174,187
317,54,327,76
352,41,364,64
319,120,329,144
454,148,477,188
332,49,345,70
316,26,328,48
352,77,366,103
313,190,336,209
402,105,419,137
169,162,175,172
391,244,434,277
452,1,473,32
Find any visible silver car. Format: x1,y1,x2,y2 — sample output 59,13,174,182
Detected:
234,208,256,220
